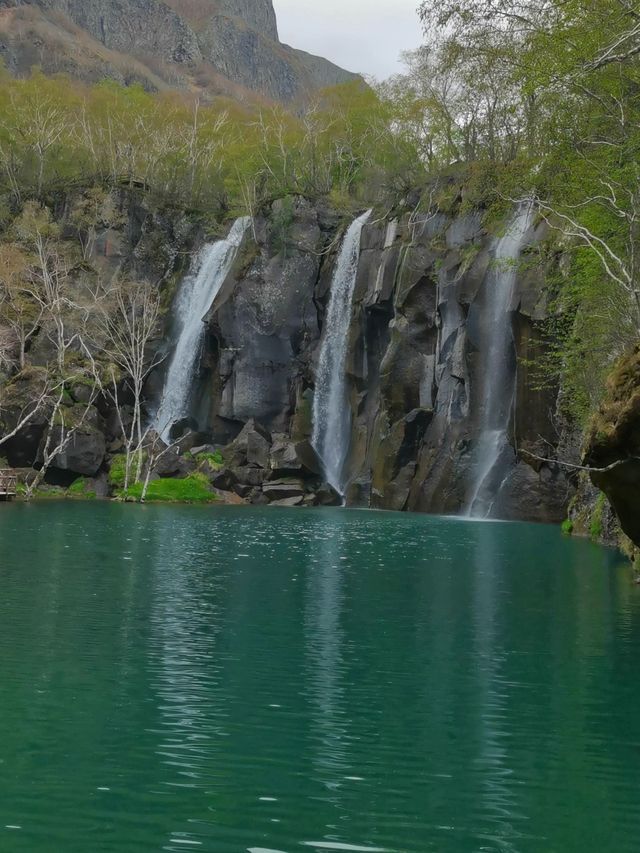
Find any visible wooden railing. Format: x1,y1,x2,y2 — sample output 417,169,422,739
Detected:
0,470,17,498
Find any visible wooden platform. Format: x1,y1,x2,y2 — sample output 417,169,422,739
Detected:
0,470,17,500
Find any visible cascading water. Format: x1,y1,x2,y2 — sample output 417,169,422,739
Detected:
466,204,534,518
155,217,250,443
312,209,372,497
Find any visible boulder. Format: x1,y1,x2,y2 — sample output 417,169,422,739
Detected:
53,428,106,477
169,417,198,441
74,473,110,498
152,450,193,479
223,419,272,468
247,430,271,468
315,484,342,506
232,467,267,487
269,434,301,473
191,444,218,457
270,495,304,507
293,439,323,476
69,383,95,405
176,430,209,453
233,482,254,499
216,489,247,506
262,479,305,502
210,468,238,491
105,405,134,442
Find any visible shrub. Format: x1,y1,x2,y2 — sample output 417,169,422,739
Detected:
108,454,127,488
196,451,224,469
561,518,574,536
67,478,97,500
589,493,606,540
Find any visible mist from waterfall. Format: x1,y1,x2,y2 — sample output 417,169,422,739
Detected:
155,217,250,443
466,204,534,518
312,210,372,497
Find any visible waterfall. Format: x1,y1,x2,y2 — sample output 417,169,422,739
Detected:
312,210,372,497
155,217,250,443
466,204,534,518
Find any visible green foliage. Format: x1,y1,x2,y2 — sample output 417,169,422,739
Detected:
196,451,224,468
30,485,66,500
108,454,127,488
406,0,640,425
122,473,216,503
271,196,295,257
67,478,97,500
561,519,574,536
0,73,424,213
590,493,607,541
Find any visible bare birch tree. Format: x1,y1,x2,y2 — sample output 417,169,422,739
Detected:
94,278,164,490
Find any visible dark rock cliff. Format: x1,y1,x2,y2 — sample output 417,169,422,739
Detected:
169,197,573,522
0,188,575,520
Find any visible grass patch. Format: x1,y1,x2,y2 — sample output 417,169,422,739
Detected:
121,473,216,504
28,485,67,500
67,478,97,500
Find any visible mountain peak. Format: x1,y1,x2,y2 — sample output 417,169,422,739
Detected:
0,0,359,103
164,0,278,40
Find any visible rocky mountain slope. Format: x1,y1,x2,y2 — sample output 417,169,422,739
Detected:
0,0,359,102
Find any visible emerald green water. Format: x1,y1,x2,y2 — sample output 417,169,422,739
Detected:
0,503,639,853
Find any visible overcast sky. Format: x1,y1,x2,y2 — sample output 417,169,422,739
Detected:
273,0,423,81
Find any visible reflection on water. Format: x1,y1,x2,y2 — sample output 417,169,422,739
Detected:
305,521,348,793
472,522,524,852
0,503,638,853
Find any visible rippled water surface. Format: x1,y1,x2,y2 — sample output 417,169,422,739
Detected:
0,503,639,852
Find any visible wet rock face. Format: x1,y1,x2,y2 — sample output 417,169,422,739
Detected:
337,210,570,522
206,198,323,436
193,197,571,523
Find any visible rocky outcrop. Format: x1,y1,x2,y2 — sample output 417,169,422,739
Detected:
0,0,359,102
583,346,640,547
35,0,203,64
212,0,279,40
210,419,338,505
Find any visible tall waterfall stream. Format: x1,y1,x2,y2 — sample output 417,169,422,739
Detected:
466,205,534,518
312,210,372,496
154,217,250,443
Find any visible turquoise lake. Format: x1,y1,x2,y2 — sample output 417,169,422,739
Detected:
0,503,638,852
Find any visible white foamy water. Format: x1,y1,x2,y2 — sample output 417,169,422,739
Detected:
466,204,534,518
154,217,250,442
312,210,372,496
